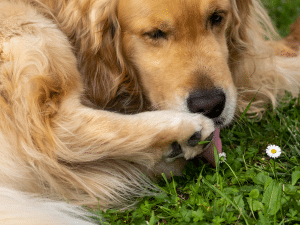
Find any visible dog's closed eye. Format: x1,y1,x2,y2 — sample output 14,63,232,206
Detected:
209,12,225,28
145,29,168,40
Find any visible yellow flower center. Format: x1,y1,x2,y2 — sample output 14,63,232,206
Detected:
271,149,277,154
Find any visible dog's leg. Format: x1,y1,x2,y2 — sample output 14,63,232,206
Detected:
52,93,215,166
48,93,216,207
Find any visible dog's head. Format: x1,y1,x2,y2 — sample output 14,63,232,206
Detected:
80,0,258,128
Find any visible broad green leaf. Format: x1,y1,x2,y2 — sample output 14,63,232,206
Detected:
283,184,297,194
247,197,263,212
234,195,245,212
249,189,260,199
262,180,283,215
264,178,273,190
252,172,272,186
292,171,300,185
252,200,264,211
257,211,270,225
246,197,253,211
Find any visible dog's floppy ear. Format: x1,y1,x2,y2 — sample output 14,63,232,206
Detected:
229,0,253,46
71,0,144,113
235,0,253,20
229,0,278,49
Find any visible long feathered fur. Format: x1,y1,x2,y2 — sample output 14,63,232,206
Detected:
0,0,299,224
229,0,300,117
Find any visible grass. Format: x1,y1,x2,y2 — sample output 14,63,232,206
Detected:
88,1,300,224
262,0,300,37
90,92,300,225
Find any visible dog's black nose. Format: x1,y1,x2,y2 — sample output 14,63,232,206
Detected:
187,88,226,118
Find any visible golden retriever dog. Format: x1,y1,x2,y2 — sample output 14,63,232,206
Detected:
0,0,299,223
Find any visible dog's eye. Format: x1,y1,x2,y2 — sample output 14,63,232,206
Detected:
145,29,167,40
210,12,224,27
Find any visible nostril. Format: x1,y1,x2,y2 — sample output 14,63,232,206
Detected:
187,88,226,118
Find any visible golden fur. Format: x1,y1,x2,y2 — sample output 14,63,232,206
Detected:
0,0,299,223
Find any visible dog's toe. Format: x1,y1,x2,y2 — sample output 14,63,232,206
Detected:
169,142,183,157
187,131,202,147
164,142,184,162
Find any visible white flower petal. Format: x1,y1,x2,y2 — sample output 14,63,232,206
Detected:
218,152,227,163
266,145,281,158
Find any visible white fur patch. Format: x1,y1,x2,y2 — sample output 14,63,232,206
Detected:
0,187,99,225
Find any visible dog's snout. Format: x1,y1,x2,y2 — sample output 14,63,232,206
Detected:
187,88,226,118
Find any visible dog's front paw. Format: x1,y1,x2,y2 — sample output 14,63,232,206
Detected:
163,112,215,161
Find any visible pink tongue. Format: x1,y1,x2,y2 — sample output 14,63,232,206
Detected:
214,128,222,154
201,127,222,167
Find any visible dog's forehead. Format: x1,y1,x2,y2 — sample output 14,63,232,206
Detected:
118,0,230,18
118,0,231,35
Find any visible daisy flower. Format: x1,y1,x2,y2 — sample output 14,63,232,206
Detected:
218,152,227,163
266,145,281,158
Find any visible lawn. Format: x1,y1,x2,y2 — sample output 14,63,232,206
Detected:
89,1,300,224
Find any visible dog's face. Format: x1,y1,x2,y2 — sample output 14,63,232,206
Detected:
118,0,237,127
